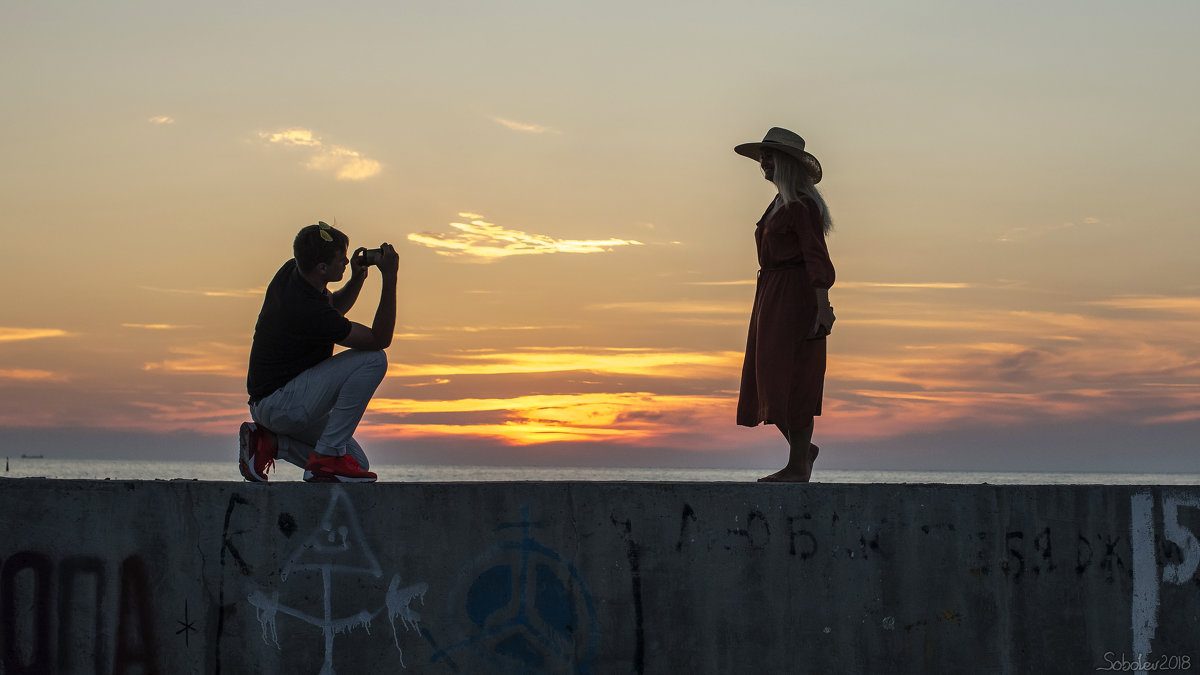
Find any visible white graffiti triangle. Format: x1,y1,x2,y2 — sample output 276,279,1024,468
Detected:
282,486,383,580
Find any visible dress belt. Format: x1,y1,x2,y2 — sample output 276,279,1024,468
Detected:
757,263,804,277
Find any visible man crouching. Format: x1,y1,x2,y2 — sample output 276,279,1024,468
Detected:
239,221,398,483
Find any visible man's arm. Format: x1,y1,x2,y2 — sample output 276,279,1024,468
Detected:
331,248,368,315
337,244,398,350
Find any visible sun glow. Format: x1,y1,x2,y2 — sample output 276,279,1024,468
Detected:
388,348,742,378
367,392,733,445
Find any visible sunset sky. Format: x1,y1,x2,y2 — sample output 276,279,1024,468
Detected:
2,1,1197,472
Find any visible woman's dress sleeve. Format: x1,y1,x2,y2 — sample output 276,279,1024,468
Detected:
784,199,835,289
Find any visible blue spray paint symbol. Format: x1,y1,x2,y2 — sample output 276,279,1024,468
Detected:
433,504,598,673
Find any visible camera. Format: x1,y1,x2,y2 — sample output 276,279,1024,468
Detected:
359,248,383,266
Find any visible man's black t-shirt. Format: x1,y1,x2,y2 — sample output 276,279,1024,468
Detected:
247,259,353,401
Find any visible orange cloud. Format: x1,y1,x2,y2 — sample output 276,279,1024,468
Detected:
997,215,1110,243
817,288,1200,441
305,146,382,181
836,281,972,290
128,394,248,430
142,343,246,377
492,116,562,134
590,301,745,315
388,348,741,379
260,128,322,147
0,369,67,382
589,301,748,326
356,285,1199,449
403,378,451,387
1086,295,1200,313
0,328,69,343
140,286,264,299
259,127,381,180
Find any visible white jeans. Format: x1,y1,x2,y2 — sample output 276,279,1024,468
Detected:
249,349,387,469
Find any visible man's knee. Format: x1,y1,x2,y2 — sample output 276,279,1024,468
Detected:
348,349,387,379
364,349,387,370
343,348,387,368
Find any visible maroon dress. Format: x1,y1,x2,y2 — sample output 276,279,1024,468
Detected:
737,196,835,428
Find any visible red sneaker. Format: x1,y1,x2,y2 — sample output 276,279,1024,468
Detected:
303,452,377,483
238,422,276,482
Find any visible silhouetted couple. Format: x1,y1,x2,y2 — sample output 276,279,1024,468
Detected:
236,125,835,484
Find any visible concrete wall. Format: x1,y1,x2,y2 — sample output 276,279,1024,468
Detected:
1,480,1197,674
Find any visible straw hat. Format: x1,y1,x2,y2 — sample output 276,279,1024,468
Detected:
734,127,822,184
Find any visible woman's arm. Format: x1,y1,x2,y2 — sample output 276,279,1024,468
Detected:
788,200,836,338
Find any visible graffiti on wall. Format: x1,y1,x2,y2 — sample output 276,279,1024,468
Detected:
667,498,1138,584
20,484,1193,672
1131,491,1200,662
246,486,428,675
428,504,599,674
671,502,889,562
225,490,602,674
0,552,163,675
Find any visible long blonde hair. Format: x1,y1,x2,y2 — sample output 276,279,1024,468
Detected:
772,152,833,234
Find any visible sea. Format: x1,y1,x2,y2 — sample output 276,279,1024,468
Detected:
2,456,1198,484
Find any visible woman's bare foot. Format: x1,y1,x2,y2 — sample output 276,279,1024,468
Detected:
757,468,808,482
757,444,820,483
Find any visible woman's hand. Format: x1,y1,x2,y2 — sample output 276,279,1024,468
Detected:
810,288,835,338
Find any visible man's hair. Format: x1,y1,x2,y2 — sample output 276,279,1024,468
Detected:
293,222,350,273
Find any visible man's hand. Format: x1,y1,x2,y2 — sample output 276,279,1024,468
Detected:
338,243,399,351
377,243,399,276
349,247,370,281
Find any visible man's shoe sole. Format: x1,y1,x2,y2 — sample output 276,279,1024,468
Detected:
238,422,270,483
239,460,258,482
303,470,376,483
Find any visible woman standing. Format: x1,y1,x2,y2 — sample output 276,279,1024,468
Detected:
735,127,836,482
